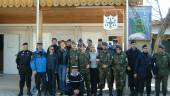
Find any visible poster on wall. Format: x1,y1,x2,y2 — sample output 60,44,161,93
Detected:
128,6,151,40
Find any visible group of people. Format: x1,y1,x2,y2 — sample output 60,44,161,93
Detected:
16,38,170,96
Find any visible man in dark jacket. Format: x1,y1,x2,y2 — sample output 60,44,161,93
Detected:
16,43,32,96
135,45,154,96
126,40,141,96
56,40,69,95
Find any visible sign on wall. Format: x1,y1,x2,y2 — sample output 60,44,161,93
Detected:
103,15,118,30
128,6,151,40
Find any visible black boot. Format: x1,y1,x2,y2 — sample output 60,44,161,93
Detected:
18,88,23,96
97,89,103,96
37,91,41,96
109,89,113,96
87,92,91,96
27,92,32,96
18,92,23,96
156,92,159,96
129,91,134,96
138,93,143,96
27,88,32,96
163,93,166,96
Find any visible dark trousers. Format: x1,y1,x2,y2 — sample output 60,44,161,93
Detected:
137,76,151,95
19,70,32,93
90,68,98,94
47,69,56,95
66,82,84,96
56,73,60,90
35,72,47,92
128,73,138,94
155,75,168,96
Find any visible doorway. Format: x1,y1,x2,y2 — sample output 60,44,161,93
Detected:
0,35,4,74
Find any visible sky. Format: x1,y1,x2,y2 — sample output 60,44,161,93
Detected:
143,0,170,20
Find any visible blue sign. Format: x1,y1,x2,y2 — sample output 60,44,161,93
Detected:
128,6,152,40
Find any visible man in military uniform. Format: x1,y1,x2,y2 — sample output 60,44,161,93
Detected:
98,42,114,96
78,46,91,96
112,45,127,96
16,43,32,96
69,41,79,72
153,44,170,96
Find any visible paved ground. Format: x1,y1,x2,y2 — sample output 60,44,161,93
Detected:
0,75,170,96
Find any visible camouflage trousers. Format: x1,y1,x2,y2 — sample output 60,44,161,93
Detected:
98,68,114,90
80,69,91,93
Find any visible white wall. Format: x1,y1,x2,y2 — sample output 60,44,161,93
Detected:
0,24,124,74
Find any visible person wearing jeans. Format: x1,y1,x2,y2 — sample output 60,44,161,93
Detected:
56,40,69,95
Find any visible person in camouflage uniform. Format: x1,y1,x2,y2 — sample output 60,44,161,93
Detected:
98,42,114,96
68,41,79,73
112,45,127,96
78,46,91,96
153,44,170,96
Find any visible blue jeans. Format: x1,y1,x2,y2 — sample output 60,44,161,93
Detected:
58,64,67,93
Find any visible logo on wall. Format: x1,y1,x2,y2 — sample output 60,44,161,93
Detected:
128,6,151,40
103,15,118,30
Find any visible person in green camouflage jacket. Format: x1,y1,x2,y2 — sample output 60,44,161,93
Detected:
153,44,170,96
98,42,114,96
78,46,91,96
112,45,127,96
68,41,79,73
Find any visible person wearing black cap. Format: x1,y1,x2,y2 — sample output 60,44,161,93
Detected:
153,44,170,96
16,42,33,96
126,40,141,96
134,45,154,96
65,66,84,96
